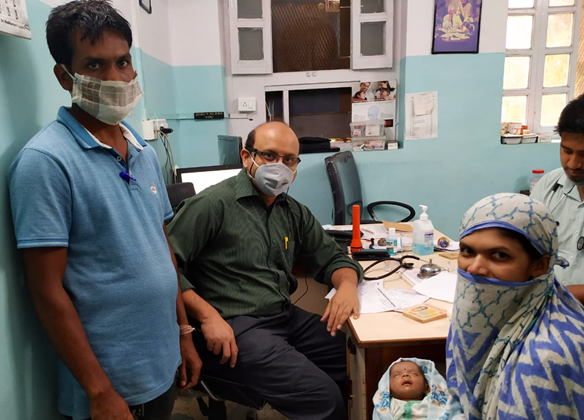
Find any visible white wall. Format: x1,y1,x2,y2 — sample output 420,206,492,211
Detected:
168,0,224,67
222,0,402,139
39,0,173,65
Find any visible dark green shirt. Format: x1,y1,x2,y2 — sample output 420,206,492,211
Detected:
167,169,363,319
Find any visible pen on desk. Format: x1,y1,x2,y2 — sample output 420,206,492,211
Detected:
362,228,374,235
119,171,137,182
285,236,288,250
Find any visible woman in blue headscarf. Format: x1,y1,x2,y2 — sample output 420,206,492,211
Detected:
446,193,584,419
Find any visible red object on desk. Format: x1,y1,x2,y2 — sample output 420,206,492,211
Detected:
350,205,363,253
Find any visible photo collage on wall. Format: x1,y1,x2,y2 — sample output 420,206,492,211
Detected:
351,80,397,140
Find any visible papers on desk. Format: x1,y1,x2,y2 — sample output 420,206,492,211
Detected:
325,281,431,314
322,224,351,231
360,224,388,240
401,269,455,303
383,288,429,312
400,269,458,303
326,280,396,314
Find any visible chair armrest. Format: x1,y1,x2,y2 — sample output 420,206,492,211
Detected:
366,201,415,222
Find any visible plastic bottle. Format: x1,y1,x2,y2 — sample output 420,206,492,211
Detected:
386,228,398,256
529,169,544,192
413,205,434,256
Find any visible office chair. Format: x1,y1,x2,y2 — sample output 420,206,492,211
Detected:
324,151,415,225
166,182,196,214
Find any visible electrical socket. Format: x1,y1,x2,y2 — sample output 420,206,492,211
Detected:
238,97,256,113
142,119,168,140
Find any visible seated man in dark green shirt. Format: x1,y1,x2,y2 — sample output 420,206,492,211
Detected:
167,121,363,420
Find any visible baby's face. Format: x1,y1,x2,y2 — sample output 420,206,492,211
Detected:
389,362,427,401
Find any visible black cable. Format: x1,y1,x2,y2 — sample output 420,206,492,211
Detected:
293,274,309,305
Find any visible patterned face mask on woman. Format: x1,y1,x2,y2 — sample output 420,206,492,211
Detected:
62,65,143,126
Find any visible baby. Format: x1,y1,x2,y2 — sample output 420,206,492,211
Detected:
390,360,429,402
373,358,463,420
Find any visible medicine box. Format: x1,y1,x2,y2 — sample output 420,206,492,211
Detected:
352,136,386,151
350,120,385,137
402,304,447,323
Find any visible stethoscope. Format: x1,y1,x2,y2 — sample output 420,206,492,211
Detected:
363,255,421,280
550,180,584,251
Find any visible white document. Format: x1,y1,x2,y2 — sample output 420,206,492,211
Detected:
326,280,396,314
380,288,428,312
413,271,458,303
400,269,426,287
360,224,388,240
322,224,352,231
0,0,31,39
405,92,438,140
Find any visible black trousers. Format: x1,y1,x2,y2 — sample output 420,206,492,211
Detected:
194,305,347,420
63,374,178,420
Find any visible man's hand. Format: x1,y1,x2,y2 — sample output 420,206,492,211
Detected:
179,336,202,391
321,281,360,337
200,313,239,368
88,388,134,420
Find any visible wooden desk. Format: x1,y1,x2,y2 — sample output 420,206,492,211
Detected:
291,227,456,419
347,230,456,420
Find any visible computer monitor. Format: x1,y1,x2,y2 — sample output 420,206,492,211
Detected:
176,164,242,194
217,135,242,165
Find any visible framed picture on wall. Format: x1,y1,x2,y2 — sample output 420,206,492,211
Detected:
139,0,152,14
432,0,482,54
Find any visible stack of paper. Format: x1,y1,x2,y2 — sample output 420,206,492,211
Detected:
412,272,458,303
326,280,396,314
400,269,426,287
325,282,430,314
380,288,428,312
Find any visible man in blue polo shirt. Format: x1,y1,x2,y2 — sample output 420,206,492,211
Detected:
8,1,201,419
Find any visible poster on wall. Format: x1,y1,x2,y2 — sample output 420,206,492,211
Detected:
0,0,31,39
351,80,397,140
432,0,481,54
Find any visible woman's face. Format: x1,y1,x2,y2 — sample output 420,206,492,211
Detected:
458,228,549,282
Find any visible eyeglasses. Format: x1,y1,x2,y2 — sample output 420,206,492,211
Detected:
247,147,301,168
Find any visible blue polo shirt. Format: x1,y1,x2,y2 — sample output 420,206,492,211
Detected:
9,107,181,420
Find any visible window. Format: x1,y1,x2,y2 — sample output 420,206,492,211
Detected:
229,0,393,75
265,86,353,139
271,0,351,73
502,0,582,134
574,1,584,96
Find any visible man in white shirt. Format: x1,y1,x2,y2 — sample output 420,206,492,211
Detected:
531,96,584,304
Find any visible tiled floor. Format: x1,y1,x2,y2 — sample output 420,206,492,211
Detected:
171,393,289,420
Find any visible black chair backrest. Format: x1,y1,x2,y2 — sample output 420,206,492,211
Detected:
324,151,363,225
166,182,196,213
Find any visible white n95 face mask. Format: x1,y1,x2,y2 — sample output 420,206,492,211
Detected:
248,155,295,196
62,65,143,126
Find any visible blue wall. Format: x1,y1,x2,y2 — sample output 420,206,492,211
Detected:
145,50,562,238
0,0,66,418
289,53,561,238
138,56,229,169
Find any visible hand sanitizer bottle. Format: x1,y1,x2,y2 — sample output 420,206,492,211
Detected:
386,228,398,256
413,205,434,255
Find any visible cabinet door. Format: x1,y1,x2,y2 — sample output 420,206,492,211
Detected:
351,0,393,69
230,0,273,74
